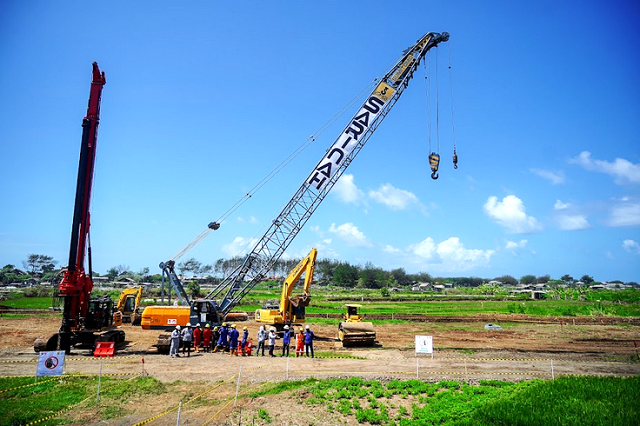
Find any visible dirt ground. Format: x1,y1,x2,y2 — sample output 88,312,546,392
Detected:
1,312,639,425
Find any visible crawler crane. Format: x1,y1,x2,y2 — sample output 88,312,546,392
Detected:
155,31,450,347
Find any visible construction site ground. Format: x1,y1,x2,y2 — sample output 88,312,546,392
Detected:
1,312,639,425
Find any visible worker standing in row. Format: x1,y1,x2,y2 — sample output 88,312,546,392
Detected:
256,325,267,356
304,325,315,358
296,327,305,357
241,326,249,356
281,325,293,357
228,324,239,356
267,327,277,357
213,323,228,353
203,324,212,352
212,326,220,352
170,325,181,358
181,323,193,357
193,323,203,352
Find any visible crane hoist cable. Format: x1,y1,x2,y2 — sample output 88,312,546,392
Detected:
169,79,380,263
448,41,458,170
428,47,441,180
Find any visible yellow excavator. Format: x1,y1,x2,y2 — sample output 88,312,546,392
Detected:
116,286,143,326
338,304,376,346
255,248,317,330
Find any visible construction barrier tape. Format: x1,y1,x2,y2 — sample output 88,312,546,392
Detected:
0,376,59,394
130,374,239,426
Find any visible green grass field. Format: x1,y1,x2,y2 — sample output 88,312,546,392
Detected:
1,375,637,426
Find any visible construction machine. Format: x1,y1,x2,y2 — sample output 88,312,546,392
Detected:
34,63,125,353
338,304,376,346
255,248,317,330
117,287,143,325
155,31,450,349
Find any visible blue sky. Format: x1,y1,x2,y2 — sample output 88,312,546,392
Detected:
1,1,639,283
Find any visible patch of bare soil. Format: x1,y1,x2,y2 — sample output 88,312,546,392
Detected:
1,312,639,425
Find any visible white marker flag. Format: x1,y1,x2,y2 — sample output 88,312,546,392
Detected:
415,335,433,354
36,350,65,377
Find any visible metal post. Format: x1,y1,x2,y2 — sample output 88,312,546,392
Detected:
234,365,242,408
176,401,182,425
551,359,555,380
96,360,103,406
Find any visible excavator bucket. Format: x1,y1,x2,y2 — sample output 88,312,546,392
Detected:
290,294,311,307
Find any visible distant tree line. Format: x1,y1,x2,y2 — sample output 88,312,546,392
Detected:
2,253,638,290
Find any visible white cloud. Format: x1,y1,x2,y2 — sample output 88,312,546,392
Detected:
608,202,640,227
556,214,590,230
569,151,640,184
530,168,565,185
483,195,543,234
552,199,589,230
328,222,372,247
237,216,258,224
407,237,495,272
368,183,422,211
409,237,437,260
333,174,365,205
383,245,402,254
505,239,528,250
221,236,259,257
623,239,640,254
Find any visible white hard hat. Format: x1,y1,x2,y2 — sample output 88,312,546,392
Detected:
305,325,309,329
186,323,191,327
260,326,264,331
284,325,289,329
270,327,275,331
176,325,181,330
196,323,201,327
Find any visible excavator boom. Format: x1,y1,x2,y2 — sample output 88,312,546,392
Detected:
256,248,317,328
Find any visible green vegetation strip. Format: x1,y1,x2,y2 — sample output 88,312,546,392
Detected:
249,376,640,426
1,374,638,425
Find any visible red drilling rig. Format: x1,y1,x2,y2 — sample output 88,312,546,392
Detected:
35,63,124,354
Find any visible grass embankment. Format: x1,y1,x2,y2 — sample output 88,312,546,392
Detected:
1,375,637,426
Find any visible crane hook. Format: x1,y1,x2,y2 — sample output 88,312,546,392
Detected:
453,150,458,170
428,152,440,181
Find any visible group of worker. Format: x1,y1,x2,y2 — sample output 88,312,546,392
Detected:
255,324,315,358
169,322,315,358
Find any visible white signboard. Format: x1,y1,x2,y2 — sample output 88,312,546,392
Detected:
415,335,433,354
36,350,65,377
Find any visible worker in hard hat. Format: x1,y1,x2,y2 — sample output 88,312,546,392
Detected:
268,326,278,357
212,326,220,352
181,323,193,357
256,325,267,356
240,326,249,356
281,324,293,357
304,324,315,358
193,323,202,353
213,322,228,353
295,327,305,357
202,324,212,353
170,325,181,358
228,324,239,356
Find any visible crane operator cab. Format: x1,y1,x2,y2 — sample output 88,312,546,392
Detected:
190,299,222,326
